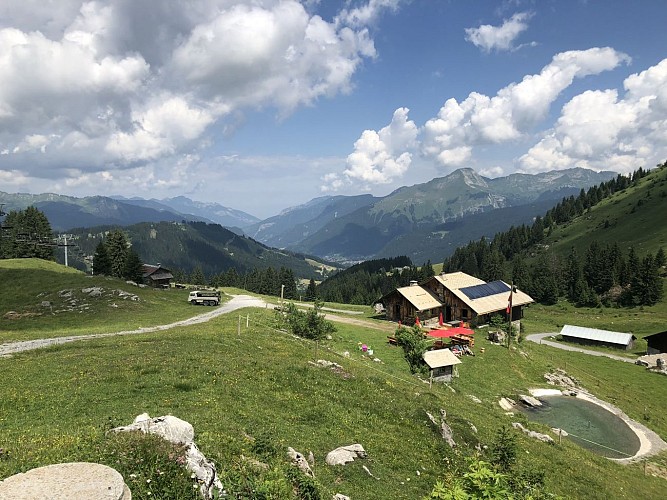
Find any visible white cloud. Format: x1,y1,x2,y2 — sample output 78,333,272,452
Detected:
338,107,418,186
422,47,630,167
0,0,380,181
519,58,667,174
465,12,533,52
336,0,402,28
478,165,505,178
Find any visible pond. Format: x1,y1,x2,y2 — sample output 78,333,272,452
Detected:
520,395,641,459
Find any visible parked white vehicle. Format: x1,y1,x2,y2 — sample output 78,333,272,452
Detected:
188,290,221,306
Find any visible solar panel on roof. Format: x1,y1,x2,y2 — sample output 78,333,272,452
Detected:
460,281,510,300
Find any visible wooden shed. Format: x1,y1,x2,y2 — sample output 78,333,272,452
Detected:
141,264,174,288
644,331,667,354
423,349,461,383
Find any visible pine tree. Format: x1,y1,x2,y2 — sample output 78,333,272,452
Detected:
305,278,318,301
190,266,206,286
106,230,129,278
122,247,144,282
93,242,112,275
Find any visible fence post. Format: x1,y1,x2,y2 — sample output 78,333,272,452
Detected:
238,315,241,335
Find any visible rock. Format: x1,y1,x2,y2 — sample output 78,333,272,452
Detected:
307,451,315,466
519,395,542,407
512,422,554,444
111,414,195,444
551,427,568,437
0,462,131,500
426,409,456,448
467,394,482,404
82,287,103,296
111,414,225,499
287,447,314,477
41,301,51,308
325,444,367,466
498,397,516,411
333,494,351,500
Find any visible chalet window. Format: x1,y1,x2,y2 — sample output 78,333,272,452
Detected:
462,309,468,319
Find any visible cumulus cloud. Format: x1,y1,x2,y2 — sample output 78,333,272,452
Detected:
336,107,418,186
422,47,630,167
465,12,533,52
336,0,402,28
0,0,380,183
519,58,667,174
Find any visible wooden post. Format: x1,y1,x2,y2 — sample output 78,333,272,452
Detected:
237,315,241,335
246,314,249,328
559,428,562,444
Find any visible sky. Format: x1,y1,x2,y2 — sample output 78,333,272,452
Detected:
1,0,667,219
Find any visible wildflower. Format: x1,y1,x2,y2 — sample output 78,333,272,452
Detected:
146,479,151,484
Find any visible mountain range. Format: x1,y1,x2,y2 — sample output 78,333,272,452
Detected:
0,167,617,265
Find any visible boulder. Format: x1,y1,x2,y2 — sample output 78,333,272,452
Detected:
519,395,542,407
287,447,314,477
0,462,131,500
111,414,224,499
512,422,554,444
111,414,195,444
498,397,516,411
333,495,351,500
325,444,367,466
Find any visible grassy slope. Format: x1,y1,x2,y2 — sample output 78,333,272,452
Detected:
0,259,204,342
544,165,667,259
0,261,666,498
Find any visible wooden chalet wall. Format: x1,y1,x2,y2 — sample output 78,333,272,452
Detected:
422,280,471,323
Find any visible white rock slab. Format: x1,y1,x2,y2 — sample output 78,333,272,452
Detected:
0,462,131,500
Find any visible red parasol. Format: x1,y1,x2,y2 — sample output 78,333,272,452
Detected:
427,327,475,338
439,312,444,326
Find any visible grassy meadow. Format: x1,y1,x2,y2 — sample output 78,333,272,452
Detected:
0,259,208,342
1,260,667,498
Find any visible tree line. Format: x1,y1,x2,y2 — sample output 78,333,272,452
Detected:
0,206,55,260
92,229,144,282
316,256,435,305
443,164,664,307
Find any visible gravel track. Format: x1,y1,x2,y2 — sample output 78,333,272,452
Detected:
0,295,391,356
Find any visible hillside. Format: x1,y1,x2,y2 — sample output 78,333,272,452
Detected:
64,221,330,279
541,164,667,259
0,259,666,499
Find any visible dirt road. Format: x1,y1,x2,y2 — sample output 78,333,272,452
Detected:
0,295,391,356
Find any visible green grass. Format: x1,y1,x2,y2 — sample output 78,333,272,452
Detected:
0,259,218,342
2,260,667,498
543,166,667,259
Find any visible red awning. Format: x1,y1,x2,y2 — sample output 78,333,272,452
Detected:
427,327,475,338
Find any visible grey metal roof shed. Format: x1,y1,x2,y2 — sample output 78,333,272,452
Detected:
559,325,636,350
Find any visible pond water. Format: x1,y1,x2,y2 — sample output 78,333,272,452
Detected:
520,396,640,459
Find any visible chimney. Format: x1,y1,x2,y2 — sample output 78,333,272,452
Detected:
409,280,418,287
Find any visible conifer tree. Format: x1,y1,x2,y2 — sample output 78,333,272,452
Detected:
122,247,144,282
106,230,129,278
93,241,112,275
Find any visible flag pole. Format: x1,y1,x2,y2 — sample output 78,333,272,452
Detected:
507,281,513,349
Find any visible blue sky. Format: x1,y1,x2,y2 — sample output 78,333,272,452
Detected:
1,1,666,218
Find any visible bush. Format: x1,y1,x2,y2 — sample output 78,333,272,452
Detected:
395,325,429,375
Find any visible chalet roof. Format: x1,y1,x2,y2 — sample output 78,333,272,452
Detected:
395,285,442,311
559,325,635,346
423,349,462,369
141,264,173,279
430,272,485,290
450,282,533,315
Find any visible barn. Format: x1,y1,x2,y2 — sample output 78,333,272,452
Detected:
141,264,174,288
559,325,636,351
644,331,667,354
379,281,442,325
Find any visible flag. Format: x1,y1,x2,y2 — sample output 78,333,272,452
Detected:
506,285,513,314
